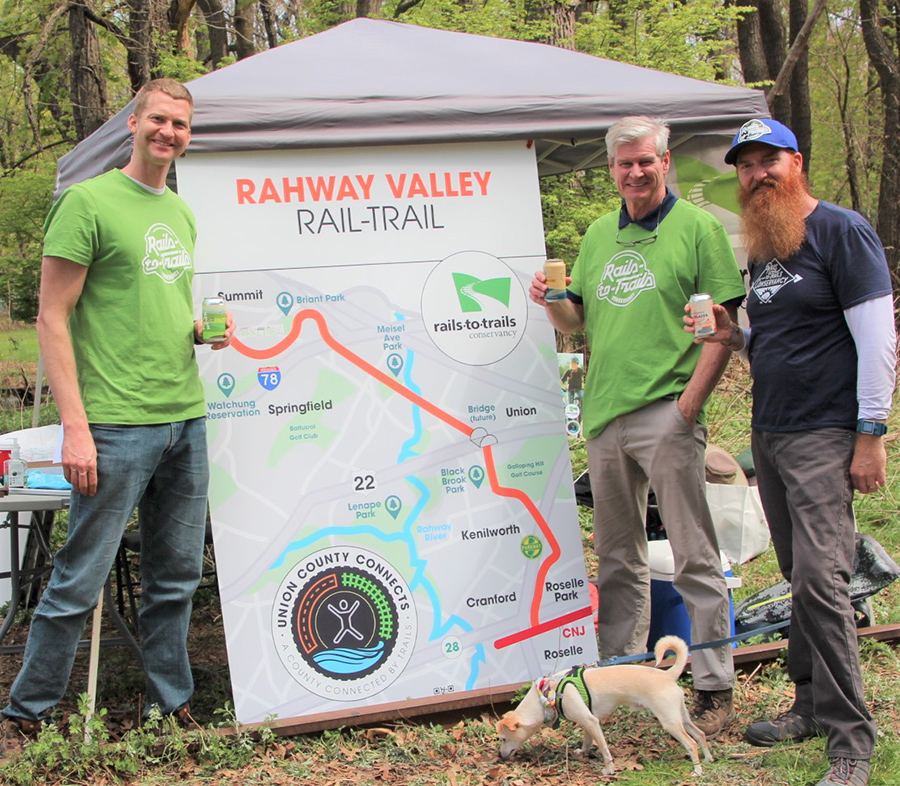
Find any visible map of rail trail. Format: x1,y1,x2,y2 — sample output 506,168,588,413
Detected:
179,141,598,725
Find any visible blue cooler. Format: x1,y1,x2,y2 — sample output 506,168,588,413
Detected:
647,539,739,648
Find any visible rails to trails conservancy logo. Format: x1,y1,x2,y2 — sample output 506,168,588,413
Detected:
141,223,193,284
422,250,528,366
272,546,417,700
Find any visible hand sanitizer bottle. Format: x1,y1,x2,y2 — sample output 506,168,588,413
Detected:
3,439,26,488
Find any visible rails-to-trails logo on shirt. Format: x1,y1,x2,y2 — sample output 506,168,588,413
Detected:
422,250,528,366
141,222,193,283
751,258,803,304
596,250,657,307
272,546,417,701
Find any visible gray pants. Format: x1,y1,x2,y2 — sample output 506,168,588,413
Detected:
587,398,734,690
752,428,876,759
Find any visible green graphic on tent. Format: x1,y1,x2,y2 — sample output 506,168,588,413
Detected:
452,273,512,313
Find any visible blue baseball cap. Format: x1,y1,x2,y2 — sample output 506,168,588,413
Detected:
724,118,799,165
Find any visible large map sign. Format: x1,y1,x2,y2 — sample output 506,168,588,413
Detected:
177,141,598,725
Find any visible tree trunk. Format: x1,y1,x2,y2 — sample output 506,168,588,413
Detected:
547,2,576,48
756,0,790,122
69,2,110,140
732,1,768,84
197,0,228,68
356,0,380,17
787,0,811,169
125,0,169,92
260,0,279,48
234,0,258,60
860,0,900,274
168,0,197,54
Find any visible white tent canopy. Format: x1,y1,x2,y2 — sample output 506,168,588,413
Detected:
56,18,768,195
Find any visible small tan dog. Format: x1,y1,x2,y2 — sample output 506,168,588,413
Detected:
496,635,712,776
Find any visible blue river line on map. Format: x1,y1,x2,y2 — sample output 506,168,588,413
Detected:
271,312,485,689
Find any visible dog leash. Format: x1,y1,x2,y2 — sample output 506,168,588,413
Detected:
594,620,791,667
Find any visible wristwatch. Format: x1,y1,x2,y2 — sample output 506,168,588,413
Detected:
856,419,888,436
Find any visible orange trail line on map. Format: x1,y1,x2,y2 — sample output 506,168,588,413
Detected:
231,308,564,638
482,444,560,627
231,309,474,435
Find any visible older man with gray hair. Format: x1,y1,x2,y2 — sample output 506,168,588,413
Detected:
530,115,744,735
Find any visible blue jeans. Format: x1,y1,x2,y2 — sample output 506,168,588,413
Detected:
3,418,209,721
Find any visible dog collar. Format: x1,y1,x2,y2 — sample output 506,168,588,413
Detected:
535,677,560,727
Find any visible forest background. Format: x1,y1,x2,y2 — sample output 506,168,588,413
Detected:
3,0,900,329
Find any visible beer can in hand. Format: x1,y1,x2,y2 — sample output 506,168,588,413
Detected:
202,297,228,343
544,259,567,301
690,293,716,338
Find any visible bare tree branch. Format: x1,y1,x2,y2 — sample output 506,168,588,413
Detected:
23,3,69,151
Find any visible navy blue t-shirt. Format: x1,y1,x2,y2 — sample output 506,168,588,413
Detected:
747,201,892,432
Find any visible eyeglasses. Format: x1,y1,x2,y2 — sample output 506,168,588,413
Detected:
615,215,660,247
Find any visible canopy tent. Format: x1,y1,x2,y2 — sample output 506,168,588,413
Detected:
56,18,768,196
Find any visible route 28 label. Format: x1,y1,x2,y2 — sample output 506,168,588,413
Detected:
272,546,417,700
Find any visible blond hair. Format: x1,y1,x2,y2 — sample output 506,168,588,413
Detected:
133,78,193,116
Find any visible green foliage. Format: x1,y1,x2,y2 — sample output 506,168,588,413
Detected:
0,698,276,784
806,4,881,221
392,0,551,41
0,165,54,321
574,0,744,80
156,33,210,84
541,169,620,264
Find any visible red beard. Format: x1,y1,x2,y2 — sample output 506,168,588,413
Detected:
738,168,810,261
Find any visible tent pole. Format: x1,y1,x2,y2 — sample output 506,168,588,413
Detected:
31,351,44,428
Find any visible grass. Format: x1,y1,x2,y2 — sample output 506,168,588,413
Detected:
0,317,51,434
0,326,39,365
1,328,899,785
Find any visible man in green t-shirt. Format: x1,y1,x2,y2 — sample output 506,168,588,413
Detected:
2,79,233,739
530,116,744,737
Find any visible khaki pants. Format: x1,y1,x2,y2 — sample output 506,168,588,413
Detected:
587,398,734,690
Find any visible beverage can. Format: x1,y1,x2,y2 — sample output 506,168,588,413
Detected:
690,293,716,337
202,297,228,343
543,259,567,301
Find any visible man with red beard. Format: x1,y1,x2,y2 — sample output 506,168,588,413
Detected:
687,118,895,786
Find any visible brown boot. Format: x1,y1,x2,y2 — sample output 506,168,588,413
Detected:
1,716,41,757
691,688,735,737
171,703,202,731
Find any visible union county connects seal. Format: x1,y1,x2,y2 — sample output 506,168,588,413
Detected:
272,546,417,700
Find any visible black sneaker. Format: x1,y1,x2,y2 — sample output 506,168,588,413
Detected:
816,758,870,786
744,708,824,747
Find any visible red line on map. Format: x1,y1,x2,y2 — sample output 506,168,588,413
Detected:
232,309,473,435
232,309,573,647
482,444,561,626
493,605,594,650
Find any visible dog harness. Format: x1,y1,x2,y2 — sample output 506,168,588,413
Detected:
536,666,592,728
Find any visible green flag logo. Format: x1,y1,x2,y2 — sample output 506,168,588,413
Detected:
452,273,511,313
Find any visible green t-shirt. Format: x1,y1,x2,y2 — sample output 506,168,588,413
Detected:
43,169,205,424
569,198,745,440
